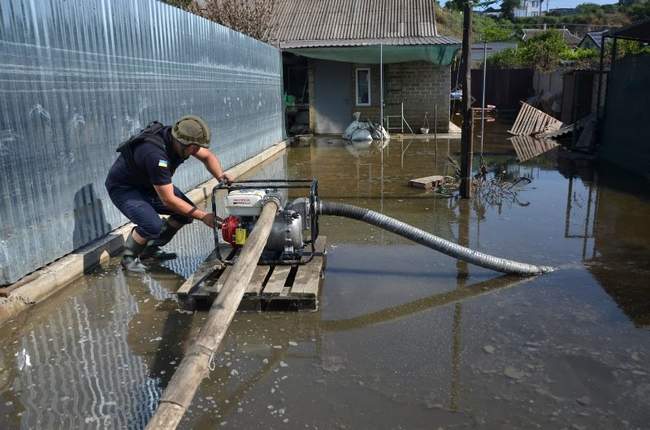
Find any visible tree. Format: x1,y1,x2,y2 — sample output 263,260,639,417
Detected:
501,0,522,19
488,30,600,70
519,30,568,71
446,0,465,10
163,0,193,8
187,0,278,43
576,3,602,14
626,0,650,20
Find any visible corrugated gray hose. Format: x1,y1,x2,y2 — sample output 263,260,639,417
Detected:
318,201,554,276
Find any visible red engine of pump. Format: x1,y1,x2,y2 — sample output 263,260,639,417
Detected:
221,216,240,246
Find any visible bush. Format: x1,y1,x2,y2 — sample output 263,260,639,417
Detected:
482,22,515,41
487,31,604,70
617,39,650,57
561,48,598,61
488,47,524,68
518,30,568,71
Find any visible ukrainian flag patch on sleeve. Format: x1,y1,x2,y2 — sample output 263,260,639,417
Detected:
158,159,168,168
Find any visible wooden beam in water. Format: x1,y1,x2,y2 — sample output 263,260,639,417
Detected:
146,199,279,430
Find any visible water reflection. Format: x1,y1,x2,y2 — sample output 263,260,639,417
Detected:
1,121,650,429
555,157,650,327
0,272,173,428
509,135,559,162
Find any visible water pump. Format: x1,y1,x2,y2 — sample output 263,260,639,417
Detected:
211,180,319,265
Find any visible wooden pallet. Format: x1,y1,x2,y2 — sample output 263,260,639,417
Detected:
508,102,563,136
177,236,326,311
409,175,444,190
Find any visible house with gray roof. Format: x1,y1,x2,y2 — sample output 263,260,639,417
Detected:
578,31,607,50
270,0,461,134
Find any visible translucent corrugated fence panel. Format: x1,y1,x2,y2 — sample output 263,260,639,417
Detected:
0,0,283,284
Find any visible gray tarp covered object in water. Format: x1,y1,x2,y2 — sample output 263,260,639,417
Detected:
343,113,390,142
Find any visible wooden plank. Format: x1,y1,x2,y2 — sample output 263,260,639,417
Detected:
279,266,299,297
508,102,526,134
516,104,531,134
291,263,321,297
516,104,532,134
246,265,271,295
176,251,222,297
408,175,444,190
529,111,543,135
263,265,292,294
528,109,544,135
291,236,326,295
210,265,233,294
146,200,279,430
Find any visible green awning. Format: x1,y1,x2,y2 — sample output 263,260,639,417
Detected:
285,44,460,66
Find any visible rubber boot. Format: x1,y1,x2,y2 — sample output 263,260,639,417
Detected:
121,230,148,273
140,221,180,260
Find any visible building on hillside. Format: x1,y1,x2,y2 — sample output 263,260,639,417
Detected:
521,28,582,47
479,7,502,18
270,0,461,135
578,31,607,50
548,7,576,16
514,0,546,18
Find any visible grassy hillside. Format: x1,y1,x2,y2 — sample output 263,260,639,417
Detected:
436,6,518,41
436,1,650,40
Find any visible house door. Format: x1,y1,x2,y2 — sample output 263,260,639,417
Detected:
313,60,352,134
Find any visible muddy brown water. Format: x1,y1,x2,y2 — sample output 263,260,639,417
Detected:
1,119,649,429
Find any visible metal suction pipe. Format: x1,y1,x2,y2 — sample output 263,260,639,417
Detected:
317,201,553,276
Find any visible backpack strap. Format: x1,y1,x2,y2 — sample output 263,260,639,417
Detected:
116,121,167,170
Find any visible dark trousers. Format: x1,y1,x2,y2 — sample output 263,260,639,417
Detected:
107,185,194,240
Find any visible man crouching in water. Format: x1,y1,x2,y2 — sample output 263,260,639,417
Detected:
105,115,234,272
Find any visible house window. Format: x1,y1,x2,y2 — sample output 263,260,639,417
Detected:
355,68,371,106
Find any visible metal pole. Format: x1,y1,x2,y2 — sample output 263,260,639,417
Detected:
480,40,487,157
434,104,438,142
460,1,473,198
596,35,607,121
380,43,384,140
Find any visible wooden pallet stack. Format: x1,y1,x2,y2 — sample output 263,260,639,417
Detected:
177,236,327,311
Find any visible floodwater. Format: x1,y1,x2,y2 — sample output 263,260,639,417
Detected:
1,119,650,429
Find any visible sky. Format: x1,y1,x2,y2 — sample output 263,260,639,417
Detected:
535,0,618,8
460,0,620,10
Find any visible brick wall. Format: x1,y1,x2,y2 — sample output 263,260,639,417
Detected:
384,61,451,133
